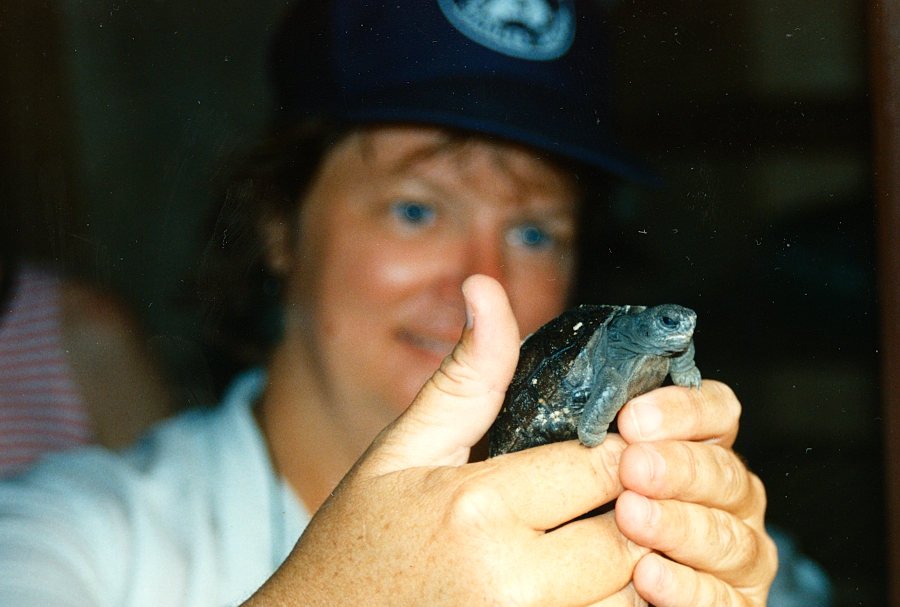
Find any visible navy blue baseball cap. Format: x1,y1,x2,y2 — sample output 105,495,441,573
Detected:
269,0,654,184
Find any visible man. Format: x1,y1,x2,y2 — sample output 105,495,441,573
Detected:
0,2,824,605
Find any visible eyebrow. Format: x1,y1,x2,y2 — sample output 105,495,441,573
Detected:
353,127,454,161
355,130,583,212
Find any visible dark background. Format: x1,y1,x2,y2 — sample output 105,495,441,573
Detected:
1,1,882,604
598,4,880,605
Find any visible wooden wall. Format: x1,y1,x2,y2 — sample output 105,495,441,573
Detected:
870,2,900,604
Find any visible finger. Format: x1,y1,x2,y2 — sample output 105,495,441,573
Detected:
483,436,627,530
615,491,777,588
632,552,768,607
617,380,740,446
586,582,649,607
516,513,648,606
619,441,766,523
366,274,520,473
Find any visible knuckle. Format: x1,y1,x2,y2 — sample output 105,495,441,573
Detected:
701,380,742,423
598,583,649,607
718,384,742,426
678,442,702,492
429,362,475,399
429,343,491,399
749,471,768,511
714,446,748,505
708,579,735,606
445,478,502,530
589,439,625,488
709,508,741,555
650,441,700,498
684,570,736,607
631,593,650,607
712,511,771,581
441,479,540,603
736,468,769,524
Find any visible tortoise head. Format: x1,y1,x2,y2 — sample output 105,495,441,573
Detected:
609,304,697,356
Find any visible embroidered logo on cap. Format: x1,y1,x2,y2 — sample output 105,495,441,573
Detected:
437,0,575,61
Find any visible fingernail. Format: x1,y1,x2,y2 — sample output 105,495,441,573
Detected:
461,281,475,329
643,553,669,588
634,493,661,528
639,444,667,483
629,397,662,440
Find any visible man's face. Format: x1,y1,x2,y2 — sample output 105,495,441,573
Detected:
269,125,579,431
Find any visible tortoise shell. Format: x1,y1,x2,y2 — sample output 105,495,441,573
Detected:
488,304,699,456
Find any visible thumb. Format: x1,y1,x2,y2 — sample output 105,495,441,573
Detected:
362,274,521,474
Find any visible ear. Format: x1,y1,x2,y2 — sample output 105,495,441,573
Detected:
259,210,294,276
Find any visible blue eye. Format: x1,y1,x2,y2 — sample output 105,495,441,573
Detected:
508,224,553,250
391,201,436,226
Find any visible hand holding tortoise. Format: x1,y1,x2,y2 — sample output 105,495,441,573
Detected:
245,276,776,606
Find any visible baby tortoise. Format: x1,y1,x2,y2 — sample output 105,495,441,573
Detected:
488,304,701,457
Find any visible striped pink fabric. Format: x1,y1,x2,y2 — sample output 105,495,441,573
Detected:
0,265,92,477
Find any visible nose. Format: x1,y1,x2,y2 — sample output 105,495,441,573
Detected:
431,229,508,307
464,230,507,285
432,214,514,306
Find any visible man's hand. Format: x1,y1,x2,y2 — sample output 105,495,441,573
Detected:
615,382,778,606
245,275,644,606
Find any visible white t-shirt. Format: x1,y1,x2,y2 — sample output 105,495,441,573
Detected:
0,371,831,606
0,371,308,607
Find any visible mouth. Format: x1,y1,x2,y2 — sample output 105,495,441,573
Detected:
661,333,693,352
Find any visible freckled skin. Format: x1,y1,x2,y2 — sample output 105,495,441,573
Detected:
488,304,701,457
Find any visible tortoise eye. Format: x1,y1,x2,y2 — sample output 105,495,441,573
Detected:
660,315,678,329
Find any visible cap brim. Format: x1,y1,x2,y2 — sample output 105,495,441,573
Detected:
339,79,660,187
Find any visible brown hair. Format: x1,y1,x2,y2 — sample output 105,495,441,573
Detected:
197,118,352,375
198,119,614,385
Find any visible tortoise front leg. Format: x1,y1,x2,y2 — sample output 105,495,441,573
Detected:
669,341,702,388
576,366,626,447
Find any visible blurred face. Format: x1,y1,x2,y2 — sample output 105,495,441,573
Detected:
267,125,579,432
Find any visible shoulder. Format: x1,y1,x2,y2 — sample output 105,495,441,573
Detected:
3,370,267,508
58,277,177,447
59,279,144,342
57,277,154,375
0,405,233,521
0,379,274,605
